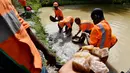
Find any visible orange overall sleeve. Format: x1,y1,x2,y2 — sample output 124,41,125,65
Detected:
89,26,101,46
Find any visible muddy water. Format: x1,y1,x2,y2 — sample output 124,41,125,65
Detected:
38,4,130,72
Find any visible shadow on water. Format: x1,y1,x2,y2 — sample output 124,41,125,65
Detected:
63,4,130,15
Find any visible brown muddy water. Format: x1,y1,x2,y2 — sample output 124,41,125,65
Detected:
38,4,130,73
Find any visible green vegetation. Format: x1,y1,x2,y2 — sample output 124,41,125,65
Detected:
27,14,48,44
27,0,41,11
41,0,89,6
27,0,64,64
40,0,130,6
26,0,57,55
20,0,48,45
112,0,130,4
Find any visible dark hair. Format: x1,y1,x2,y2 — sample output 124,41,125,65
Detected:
53,1,59,5
91,8,104,21
75,17,81,25
120,71,124,73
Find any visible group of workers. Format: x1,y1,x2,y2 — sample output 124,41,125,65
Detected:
52,1,118,73
52,1,117,49
0,0,117,73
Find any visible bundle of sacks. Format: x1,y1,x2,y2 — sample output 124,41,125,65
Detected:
72,45,109,73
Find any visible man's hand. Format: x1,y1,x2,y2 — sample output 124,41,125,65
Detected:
85,30,91,34
45,53,56,66
73,30,81,39
59,59,77,73
72,35,78,39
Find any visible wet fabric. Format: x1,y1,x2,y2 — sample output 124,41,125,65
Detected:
79,20,94,32
0,0,42,73
58,16,74,28
54,8,64,20
89,20,117,49
18,0,26,6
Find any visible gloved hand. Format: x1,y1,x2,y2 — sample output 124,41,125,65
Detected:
72,35,78,39
84,30,91,34
50,15,57,22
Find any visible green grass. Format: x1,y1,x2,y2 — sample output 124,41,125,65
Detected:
41,0,89,7
23,0,48,46
27,1,41,11
40,0,130,6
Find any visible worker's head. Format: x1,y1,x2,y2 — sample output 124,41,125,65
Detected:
75,17,81,25
91,8,104,24
53,2,59,10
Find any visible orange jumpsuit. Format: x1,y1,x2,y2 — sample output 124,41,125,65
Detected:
89,20,117,49
79,20,94,32
18,0,26,6
54,7,64,20
0,0,42,73
58,16,74,29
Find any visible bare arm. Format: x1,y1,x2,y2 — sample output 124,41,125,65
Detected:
26,28,56,65
85,30,91,34
26,28,49,55
59,59,77,73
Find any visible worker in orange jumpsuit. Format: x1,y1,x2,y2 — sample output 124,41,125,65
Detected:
87,8,118,49
53,2,64,21
0,0,56,73
58,8,118,73
73,17,94,43
18,0,27,12
58,16,74,35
